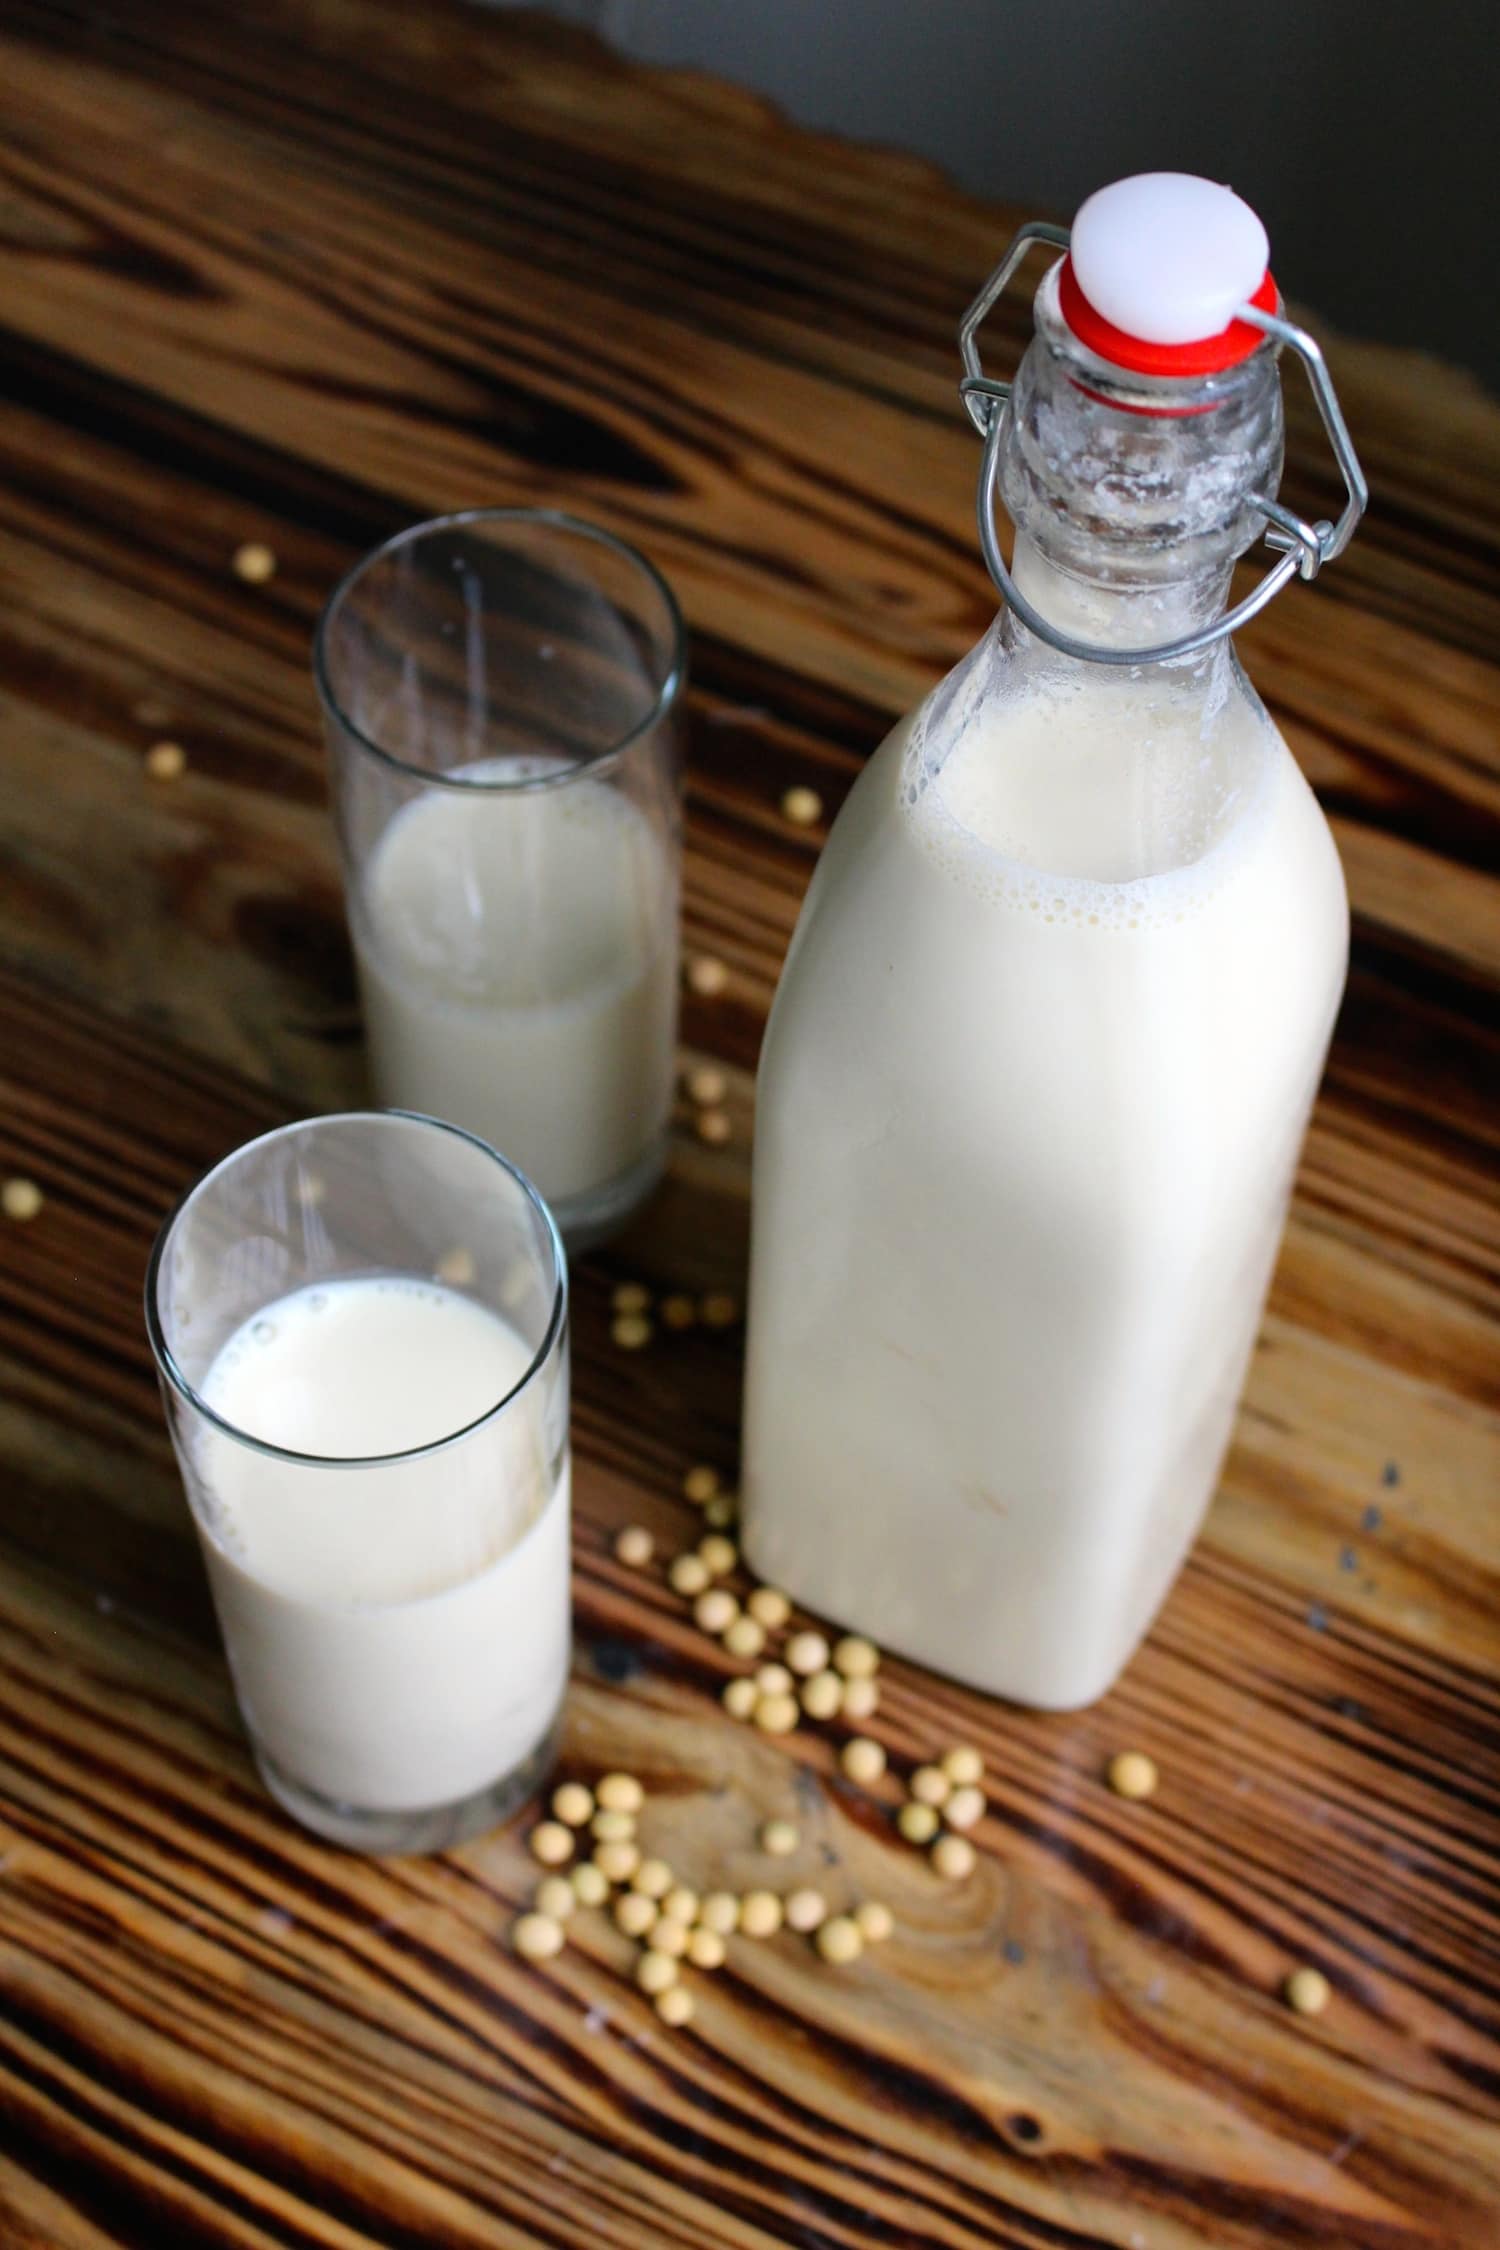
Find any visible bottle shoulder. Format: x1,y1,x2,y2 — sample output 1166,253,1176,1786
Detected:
785,651,1345,952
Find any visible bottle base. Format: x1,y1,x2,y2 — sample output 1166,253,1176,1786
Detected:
250,1715,563,1855
738,1515,1140,1712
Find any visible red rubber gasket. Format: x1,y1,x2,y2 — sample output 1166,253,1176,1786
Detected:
1059,256,1279,376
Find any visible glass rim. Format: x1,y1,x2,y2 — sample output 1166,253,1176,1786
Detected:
311,506,687,796
144,1109,569,1471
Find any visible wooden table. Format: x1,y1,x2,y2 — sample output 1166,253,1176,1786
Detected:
1,5,1496,2244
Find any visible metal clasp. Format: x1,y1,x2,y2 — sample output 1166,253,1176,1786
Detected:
959,222,1369,667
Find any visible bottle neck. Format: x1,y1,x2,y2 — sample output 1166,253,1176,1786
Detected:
996,262,1284,668
1007,537,1236,658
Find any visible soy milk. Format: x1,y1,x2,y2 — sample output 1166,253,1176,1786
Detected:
742,653,1347,1707
352,757,676,1212
740,171,1366,1706
194,1276,569,1810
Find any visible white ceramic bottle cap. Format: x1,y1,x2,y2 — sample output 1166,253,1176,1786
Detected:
1069,174,1269,345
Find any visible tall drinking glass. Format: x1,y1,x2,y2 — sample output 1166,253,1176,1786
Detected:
146,1111,570,1854
315,509,686,1250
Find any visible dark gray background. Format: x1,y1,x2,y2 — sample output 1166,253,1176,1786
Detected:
496,0,1494,390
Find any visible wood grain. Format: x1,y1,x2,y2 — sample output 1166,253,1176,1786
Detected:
0,3,1496,2245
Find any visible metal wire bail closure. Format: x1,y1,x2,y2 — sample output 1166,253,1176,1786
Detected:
958,221,1369,667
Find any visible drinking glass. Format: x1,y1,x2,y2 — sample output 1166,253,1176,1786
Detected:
315,509,685,1250
146,1110,569,1854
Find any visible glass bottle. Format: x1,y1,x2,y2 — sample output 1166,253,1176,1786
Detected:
740,183,1359,1707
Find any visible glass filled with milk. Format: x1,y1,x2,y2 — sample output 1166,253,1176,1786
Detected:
742,177,1366,1708
146,1110,570,1853
316,510,685,1250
